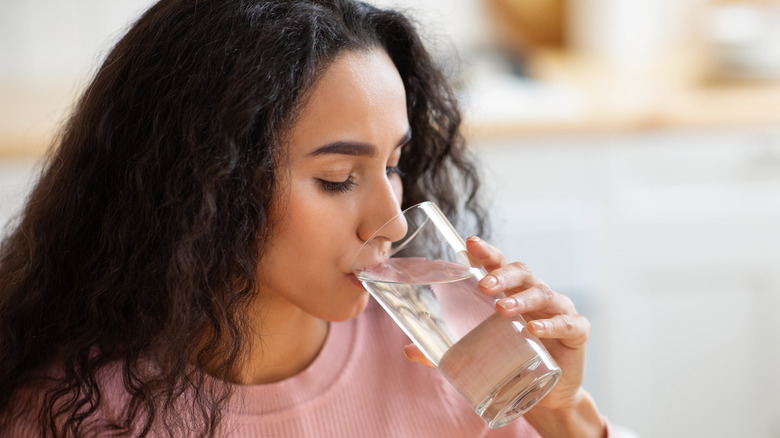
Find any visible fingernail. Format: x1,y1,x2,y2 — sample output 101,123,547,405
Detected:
530,321,545,332
467,236,481,243
481,275,498,289
498,297,517,310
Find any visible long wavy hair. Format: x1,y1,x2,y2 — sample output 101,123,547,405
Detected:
0,0,486,436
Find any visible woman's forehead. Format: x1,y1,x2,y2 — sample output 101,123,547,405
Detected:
284,49,409,159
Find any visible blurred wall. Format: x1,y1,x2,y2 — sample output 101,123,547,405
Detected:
0,0,155,80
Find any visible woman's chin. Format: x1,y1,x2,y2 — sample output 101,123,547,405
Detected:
331,290,370,322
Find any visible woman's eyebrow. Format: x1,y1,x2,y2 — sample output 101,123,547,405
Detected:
309,141,377,157
309,128,412,157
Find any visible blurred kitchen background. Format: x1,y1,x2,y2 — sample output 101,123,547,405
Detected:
2,0,780,436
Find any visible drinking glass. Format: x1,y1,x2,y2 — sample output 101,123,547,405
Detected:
351,201,561,429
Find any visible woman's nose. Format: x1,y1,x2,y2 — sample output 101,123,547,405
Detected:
357,179,407,244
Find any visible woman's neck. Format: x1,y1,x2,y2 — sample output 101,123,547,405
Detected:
211,295,330,386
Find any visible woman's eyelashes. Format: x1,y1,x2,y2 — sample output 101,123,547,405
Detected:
317,166,402,194
317,176,356,193
386,165,403,177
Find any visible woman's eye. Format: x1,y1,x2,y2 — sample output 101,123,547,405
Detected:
317,177,356,193
386,166,403,177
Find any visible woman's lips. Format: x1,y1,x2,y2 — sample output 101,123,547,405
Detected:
347,273,365,289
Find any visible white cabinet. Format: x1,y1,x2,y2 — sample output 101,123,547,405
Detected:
478,128,780,438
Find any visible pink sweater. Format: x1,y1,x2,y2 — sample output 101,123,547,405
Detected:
9,300,611,437
219,300,543,437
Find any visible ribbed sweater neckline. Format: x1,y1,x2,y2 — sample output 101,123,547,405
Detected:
223,316,358,416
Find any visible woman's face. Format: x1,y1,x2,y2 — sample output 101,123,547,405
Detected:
258,49,411,322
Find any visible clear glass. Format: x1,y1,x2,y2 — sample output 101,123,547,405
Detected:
352,201,561,429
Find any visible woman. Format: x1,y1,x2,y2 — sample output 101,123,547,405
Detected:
0,0,608,436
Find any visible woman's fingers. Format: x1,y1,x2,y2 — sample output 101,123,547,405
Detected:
466,236,507,272
478,261,537,297
495,283,576,317
527,313,591,349
403,344,435,368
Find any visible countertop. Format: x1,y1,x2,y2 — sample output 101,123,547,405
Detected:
464,50,780,140
3,50,780,158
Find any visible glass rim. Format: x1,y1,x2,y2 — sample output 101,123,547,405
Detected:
350,200,438,275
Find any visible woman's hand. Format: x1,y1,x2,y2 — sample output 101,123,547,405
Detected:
403,236,593,411
466,236,590,411
404,236,606,436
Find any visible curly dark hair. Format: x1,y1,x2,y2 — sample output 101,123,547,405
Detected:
0,0,486,436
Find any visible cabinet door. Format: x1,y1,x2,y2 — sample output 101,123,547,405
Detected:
479,128,780,438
